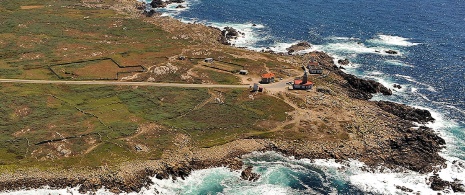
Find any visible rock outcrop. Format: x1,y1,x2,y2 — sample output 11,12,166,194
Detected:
387,126,445,173
429,174,465,192
150,0,185,8
385,50,398,55
286,42,311,54
376,101,434,123
338,59,350,65
335,69,392,100
218,27,242,45
240,166,260,181
150,0,167,8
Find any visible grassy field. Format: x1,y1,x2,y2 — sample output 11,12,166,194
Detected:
0,0,184,80
0,83,293,170
0,0,299,172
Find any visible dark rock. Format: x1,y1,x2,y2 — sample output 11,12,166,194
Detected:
144,9,156,17
241,166,260,181
385,50,398,55
338,59,350,65
175,5,185,8
286,42,312,54
170,0,185,3
335,70,392,100
376,101,435,123
393,84,402,89
223,27,240,38
388,126,445,173
150,0,167,8
451,179,465,192
396,185,414,192
218,27,241,45
430,174,450,191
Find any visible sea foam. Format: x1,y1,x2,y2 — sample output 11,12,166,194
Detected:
367,34,420,47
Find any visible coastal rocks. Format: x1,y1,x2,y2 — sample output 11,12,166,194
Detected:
150,0,185,8
218,27,243,45
216,26,244,45
336,70,392,100
393,84,402,89
150,0,167,8
286,42,312,54
429,174,465,192
155,165,192,180
396,185,413,193
144,9,157,17
376,101,434,123
387,126,445,173
337,59,350,65
170,0,185,3
385,50,398,55
240,166,260,181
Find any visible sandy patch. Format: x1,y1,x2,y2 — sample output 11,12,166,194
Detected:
20,6,44,10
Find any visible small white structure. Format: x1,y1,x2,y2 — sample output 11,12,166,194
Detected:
204,58,214,63
239,70,248,75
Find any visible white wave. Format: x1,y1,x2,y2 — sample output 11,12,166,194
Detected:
368,34,420,47
385,59,414,67
367,71,384,75
365,75,396,90
324,36,360,41
149,0,200,17
311,41,402,58
395,74,437,92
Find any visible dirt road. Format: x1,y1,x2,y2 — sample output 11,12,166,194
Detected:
0,79,250,88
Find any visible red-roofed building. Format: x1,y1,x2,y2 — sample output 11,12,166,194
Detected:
293,79,313,89
293,71,314,90
261,72,275,84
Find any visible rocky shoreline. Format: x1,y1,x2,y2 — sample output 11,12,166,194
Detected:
0,0,461,194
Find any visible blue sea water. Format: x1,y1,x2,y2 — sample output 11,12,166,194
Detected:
5,1,465,194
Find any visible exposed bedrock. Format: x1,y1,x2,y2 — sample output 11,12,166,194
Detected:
337,58,350,65
240,166,260,182
286,42,312,54
377,101,435,123
335,69,392,100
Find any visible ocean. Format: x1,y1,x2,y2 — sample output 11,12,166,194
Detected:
4,0,465,194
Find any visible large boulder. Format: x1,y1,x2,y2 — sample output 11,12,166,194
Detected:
218,27,242,45
376,101,434,123
286,42,312,54
338,59,350,65
150,0,168,8
240,166,260,181
385,50,398,55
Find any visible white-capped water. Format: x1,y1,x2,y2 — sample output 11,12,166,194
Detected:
367,34,420,47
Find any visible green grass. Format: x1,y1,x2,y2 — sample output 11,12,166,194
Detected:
0,0,299,173
0,0,183,80
0,83,294,170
